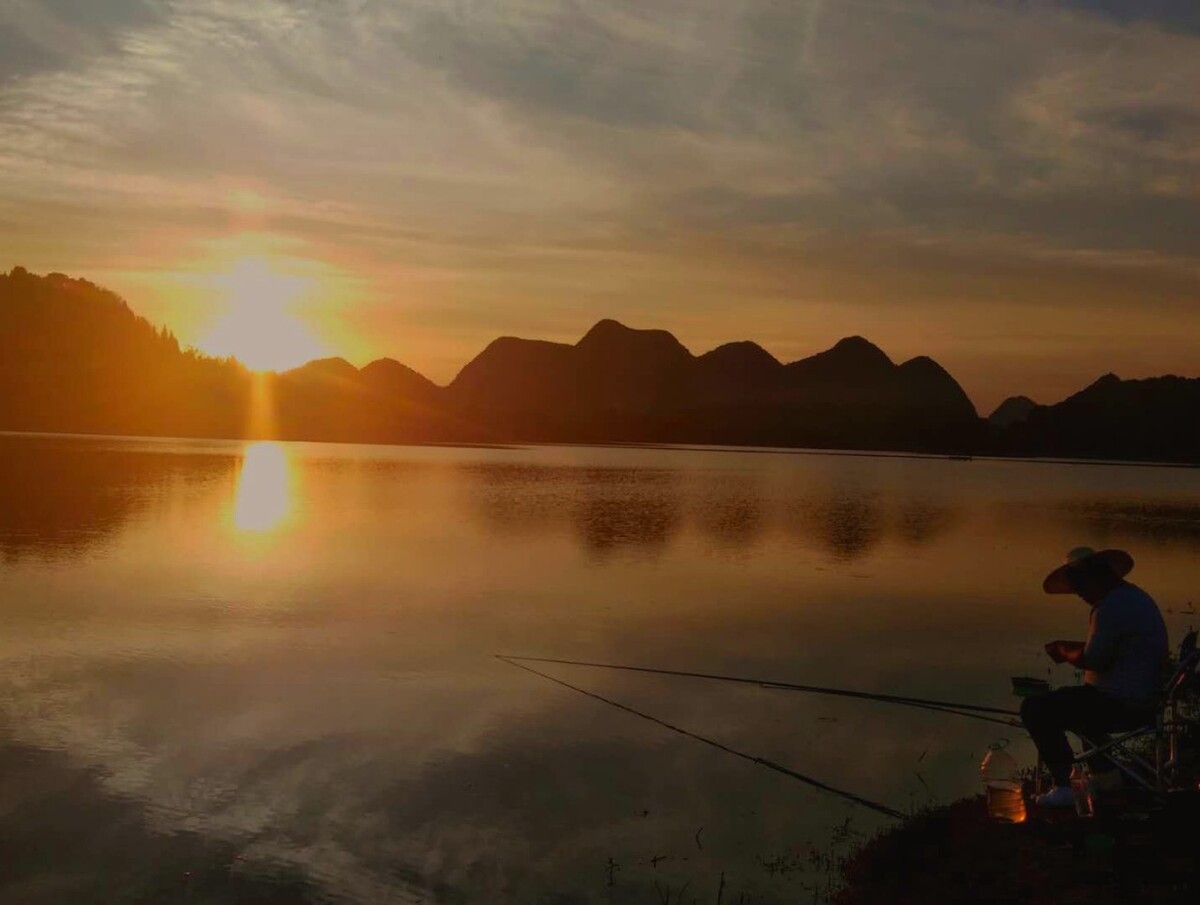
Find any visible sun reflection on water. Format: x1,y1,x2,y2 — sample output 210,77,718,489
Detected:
233,442,293,533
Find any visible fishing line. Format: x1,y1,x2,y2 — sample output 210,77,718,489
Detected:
497,655,905,820
504,655,1021,722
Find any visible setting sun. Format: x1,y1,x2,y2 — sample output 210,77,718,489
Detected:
198,257,328,372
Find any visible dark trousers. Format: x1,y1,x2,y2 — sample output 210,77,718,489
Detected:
1019,685,1152,785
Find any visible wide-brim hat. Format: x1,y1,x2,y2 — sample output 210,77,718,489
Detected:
1043,546,1134,594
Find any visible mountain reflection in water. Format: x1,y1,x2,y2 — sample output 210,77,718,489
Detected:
1,434,1198,903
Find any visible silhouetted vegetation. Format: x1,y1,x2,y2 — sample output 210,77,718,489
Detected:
0,267,454,443
833,792,1200,905
0,267,249,438
3,267,1197,462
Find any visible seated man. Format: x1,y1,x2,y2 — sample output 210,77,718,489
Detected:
1021,546,1168,808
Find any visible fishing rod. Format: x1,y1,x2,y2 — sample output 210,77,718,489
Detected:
497,655,905,820
818,698,1020,729
502,655,1022,727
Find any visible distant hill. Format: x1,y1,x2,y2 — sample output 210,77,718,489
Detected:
996,374,1200,464
445,321,981,450
2,266,1196,462
0,267,250,438
988,395,1038,429
269,356,454,442
0,268,449,443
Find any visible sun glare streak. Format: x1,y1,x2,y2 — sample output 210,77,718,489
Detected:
233,442,294,533
246,371,277,440
199,256,328,372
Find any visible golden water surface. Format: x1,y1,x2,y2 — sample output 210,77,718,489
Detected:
1,433,1197,902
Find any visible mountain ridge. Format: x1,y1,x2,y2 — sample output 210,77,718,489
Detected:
2,267,1197,462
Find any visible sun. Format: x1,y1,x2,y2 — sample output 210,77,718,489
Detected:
198,257,328,371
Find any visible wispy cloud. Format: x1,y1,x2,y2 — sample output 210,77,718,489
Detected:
1,0,1197,407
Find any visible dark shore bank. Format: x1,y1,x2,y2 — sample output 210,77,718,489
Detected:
833,793,1200,905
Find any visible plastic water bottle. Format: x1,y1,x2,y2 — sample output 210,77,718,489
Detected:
980,740,1026,823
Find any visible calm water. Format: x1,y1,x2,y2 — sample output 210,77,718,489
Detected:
1,433,1198,903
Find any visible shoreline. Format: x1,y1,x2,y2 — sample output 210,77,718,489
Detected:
3,428,1199,470
832,793,1200,904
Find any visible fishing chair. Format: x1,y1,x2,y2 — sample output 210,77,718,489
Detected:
1072,629,1200,795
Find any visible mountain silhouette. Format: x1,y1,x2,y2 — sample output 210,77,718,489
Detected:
988,395,1038,429
360,357,440,402
2,266,1196,462
270,355,455,443
445,321,980,449
785,335,894,384
0,267,250,438
697,341,780,383
284,356,360,384
997,374,1200,463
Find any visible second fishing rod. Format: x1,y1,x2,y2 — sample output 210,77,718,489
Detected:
502,654,1023,727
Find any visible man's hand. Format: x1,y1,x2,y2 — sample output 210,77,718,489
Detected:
1045,640,1086,666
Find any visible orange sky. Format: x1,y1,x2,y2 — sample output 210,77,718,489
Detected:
2,1,1198,413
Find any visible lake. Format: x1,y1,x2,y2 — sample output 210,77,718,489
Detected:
1,433,1198,903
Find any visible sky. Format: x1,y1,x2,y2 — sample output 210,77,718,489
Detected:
1,0,1198,411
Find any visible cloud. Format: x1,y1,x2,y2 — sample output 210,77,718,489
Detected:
1061,0,1200,34
0,0,1197,407
0,0,163,81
